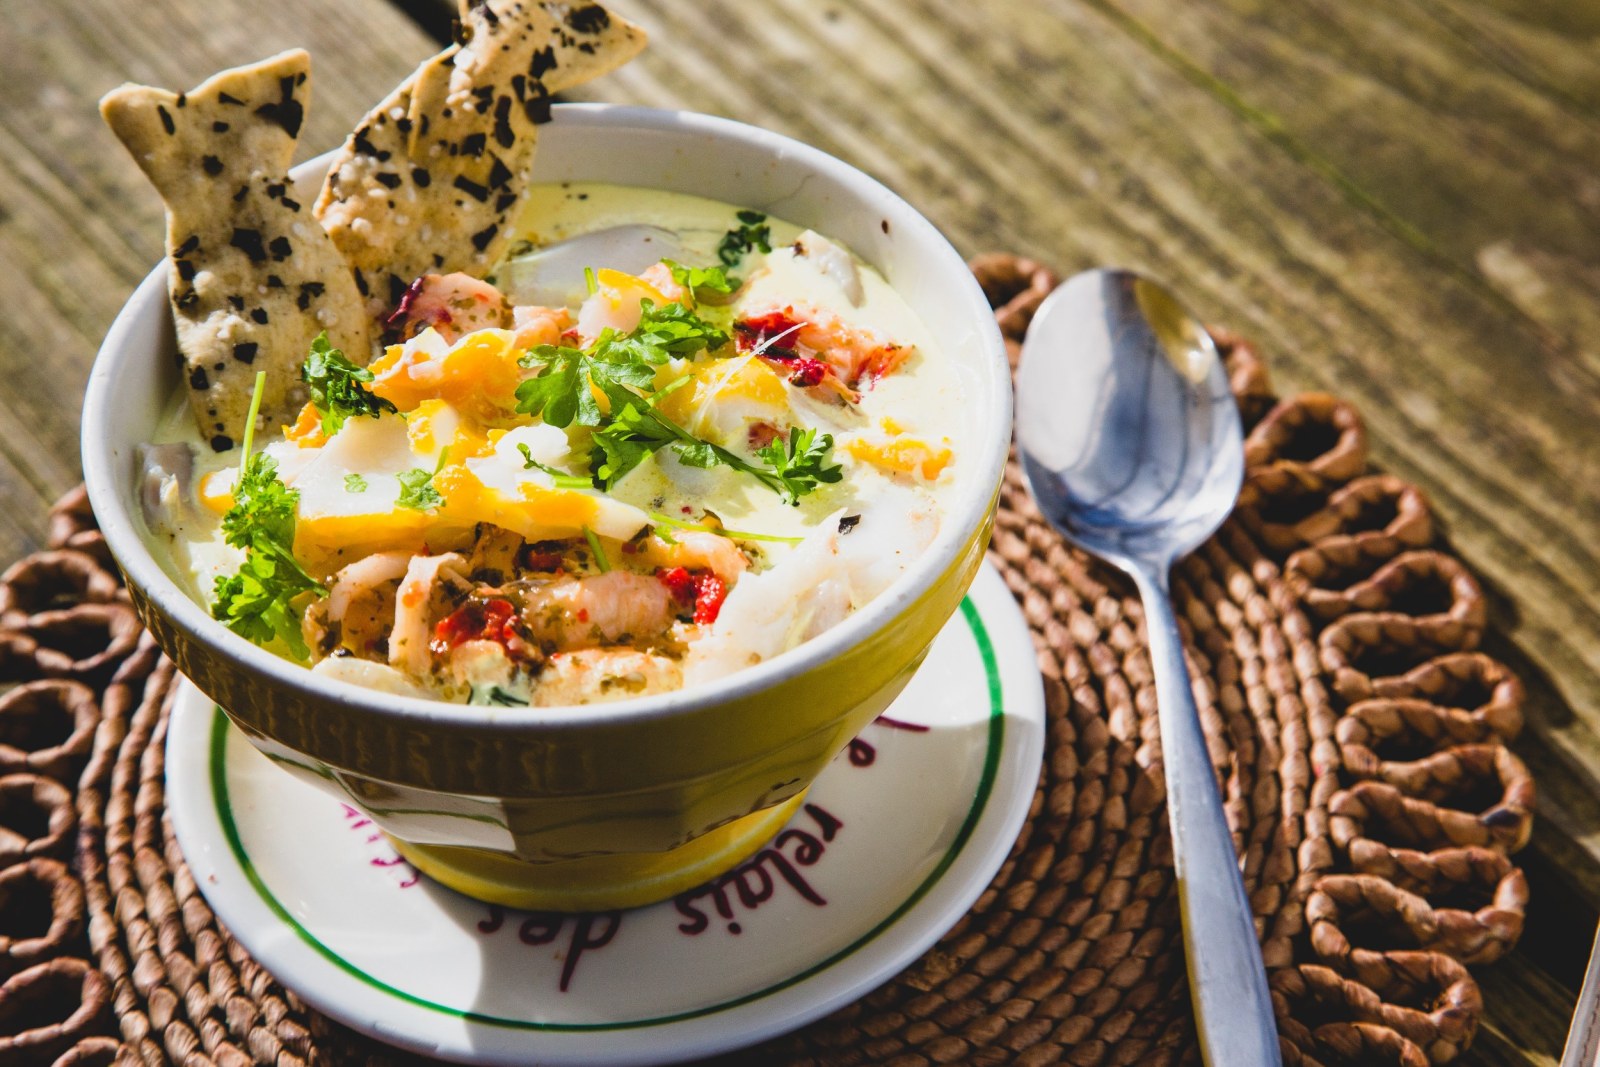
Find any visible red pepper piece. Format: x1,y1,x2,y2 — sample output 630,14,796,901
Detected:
656,566,694,599
431,597,517,654
734,309,803,353
789,358,828,387
692,574,728,625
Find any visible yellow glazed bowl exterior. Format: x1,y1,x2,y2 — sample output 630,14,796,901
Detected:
84,106,1013,911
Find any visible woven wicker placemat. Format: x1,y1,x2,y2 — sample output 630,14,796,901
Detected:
0,254,1533,1067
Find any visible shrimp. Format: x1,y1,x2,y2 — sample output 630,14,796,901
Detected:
388,273,512,343
639,262,691,305
518,571,677,650
531,648,682,706
628,530,747,581
511,304,574,349
327,550,412,656
388,552,470,676
735,303,910,395
574,268,676,344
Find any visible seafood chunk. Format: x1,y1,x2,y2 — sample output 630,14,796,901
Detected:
327,551,412,655
532,648,682,706
793,230,863,306
388,273,512,343
520,571,677,651
389,552,470,676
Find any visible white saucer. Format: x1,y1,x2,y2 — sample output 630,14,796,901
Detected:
165,562,1045,1067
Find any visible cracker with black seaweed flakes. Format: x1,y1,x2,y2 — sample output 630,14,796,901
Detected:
314,1,646,325
100,51,372,450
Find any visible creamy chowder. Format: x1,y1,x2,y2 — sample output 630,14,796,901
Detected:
143,183,969,706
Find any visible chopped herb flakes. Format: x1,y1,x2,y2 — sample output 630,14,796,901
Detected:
717,209,772,267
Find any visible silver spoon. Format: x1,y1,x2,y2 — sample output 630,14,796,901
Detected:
1016,269,1279,1066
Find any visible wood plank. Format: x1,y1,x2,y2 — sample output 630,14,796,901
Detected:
0,0,437,560
1476,953,1574,1066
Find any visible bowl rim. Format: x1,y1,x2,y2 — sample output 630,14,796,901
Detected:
82,102,1013,734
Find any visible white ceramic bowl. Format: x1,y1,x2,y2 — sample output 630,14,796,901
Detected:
82,104,1013,910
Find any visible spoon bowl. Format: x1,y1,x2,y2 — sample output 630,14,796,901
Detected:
1016,268,1278,1066
492,223,688,307
1016,270,1242,569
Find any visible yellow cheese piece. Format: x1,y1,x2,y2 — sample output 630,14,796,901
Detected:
657,356,788,439
846,436,954,481
369,328,525,418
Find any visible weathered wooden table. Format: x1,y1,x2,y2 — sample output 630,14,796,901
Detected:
2,1,1596,1062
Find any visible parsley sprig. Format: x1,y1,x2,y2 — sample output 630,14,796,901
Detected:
756,427,845,500
211,372,325,660
718,210,772,266
515,297,841,505
300,333,396,435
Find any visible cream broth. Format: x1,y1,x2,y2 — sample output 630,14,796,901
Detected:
147,183,965,705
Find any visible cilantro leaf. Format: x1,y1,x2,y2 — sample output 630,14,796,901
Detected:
718,210,772,267
664,259,739,296
301,333,396,436
211,447,324,660
344,473,368,493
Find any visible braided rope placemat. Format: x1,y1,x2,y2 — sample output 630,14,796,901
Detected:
0,254,1533,1067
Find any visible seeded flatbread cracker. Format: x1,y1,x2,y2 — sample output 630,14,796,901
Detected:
101,51,372,450
315,1,646,324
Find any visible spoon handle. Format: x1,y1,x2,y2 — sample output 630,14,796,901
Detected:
1132,562,1282,1067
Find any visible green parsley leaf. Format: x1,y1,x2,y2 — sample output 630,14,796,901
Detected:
221,451,298,552
757,426,845,505
396,449,449,511
717,210,772,267
664,259,739,296
300,333,397,436
515,300,725,429
211,374,325,660
516,344,586,427
591,400,839,505
396,468,444,511
612,299,730,360
344,473,368,493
